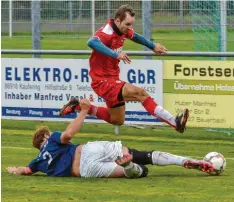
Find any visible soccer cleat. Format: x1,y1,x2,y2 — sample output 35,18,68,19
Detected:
183,160,214,174
115,154,133,167
175,108,189,133
59,97,80,116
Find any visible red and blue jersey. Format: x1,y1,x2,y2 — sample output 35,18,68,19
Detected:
89,19,134,81
28,132,78,177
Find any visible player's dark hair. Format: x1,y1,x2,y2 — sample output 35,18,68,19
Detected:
115,4,135,21
32,126,50,149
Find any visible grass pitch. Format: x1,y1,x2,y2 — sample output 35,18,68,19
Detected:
1,119,234,202
1,30,234,201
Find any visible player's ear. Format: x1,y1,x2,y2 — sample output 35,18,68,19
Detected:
115,18,121,24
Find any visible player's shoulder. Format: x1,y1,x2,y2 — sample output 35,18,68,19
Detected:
96,19,114,36
101,24,114,35
51,131,62,136
48,131,63,143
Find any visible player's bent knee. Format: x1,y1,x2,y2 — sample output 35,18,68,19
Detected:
124,164,148,179
138,87,145,94
135,88,149,101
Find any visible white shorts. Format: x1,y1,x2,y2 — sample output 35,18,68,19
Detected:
80,141,123,178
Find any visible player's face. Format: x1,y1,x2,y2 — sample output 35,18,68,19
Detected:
41,134,50,146
117,12,135,34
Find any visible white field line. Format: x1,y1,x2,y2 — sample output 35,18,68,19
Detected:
1,146,234,160
2,146,33,150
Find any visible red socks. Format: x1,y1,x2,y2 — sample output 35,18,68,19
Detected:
142,96,157,116
142,96,176,128
95,107,112,124
75,105,112,124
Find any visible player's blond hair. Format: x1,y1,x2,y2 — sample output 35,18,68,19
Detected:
115,4,135,21
32,126,51,149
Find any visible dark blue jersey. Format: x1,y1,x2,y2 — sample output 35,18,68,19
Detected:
28,131,78,177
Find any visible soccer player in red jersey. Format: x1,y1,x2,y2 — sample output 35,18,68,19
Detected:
60,5,189,133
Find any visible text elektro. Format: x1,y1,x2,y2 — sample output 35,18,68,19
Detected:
4,67,90,82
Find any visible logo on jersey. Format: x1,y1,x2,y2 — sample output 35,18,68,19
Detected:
114,47,123,54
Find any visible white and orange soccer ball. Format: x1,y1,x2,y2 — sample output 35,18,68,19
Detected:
203,152,226,175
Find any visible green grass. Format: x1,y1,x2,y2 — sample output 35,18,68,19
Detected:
2,119,234,202
2,31,234,60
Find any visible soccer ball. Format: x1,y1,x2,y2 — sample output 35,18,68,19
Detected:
203,152,226,175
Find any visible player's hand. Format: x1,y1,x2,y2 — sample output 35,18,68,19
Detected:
153,43,168,55
7,167,18,175
117,52,131,64
79,99,90,112
115,154,133,167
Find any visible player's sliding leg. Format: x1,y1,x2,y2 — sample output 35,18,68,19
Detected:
152,151,213,173
183,159,214,173
128,149,214,174
115,154,148,178
59,97,112,124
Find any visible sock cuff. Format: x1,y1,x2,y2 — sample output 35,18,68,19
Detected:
142,96,157,115
142,96,153,105
88,105,97,116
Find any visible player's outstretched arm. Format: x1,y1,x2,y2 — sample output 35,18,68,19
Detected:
87,37,131,64
131,32,168,54
131,32,155,49
87,37,118,58
7,166,34,175
60,99,90,144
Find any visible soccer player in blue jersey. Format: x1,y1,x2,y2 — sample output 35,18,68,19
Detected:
7,99,213,178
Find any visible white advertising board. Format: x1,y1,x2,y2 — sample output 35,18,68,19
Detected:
1,58,163,125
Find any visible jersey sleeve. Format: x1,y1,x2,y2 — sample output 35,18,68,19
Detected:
50,131,63,144
28,158,39,173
